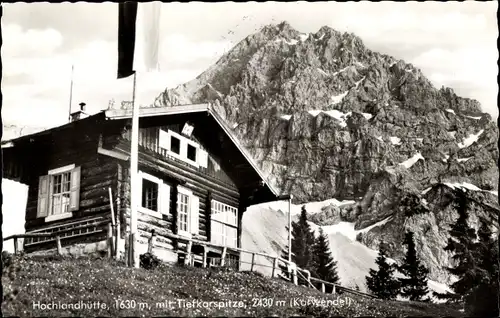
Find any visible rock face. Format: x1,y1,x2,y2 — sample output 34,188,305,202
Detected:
153,21,499,284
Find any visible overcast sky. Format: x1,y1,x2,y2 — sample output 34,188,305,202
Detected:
2,1,498,128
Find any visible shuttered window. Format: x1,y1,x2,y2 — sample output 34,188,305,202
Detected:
37,164,81,221
138,171,170,218
210,200,238,248
158,129,208,169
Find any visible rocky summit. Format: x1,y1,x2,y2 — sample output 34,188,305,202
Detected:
153,21,499,284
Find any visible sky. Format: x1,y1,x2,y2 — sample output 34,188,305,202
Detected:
1,1,498,129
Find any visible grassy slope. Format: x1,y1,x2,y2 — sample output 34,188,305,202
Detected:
2,255,462,317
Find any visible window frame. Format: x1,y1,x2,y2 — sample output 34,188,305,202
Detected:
177,186,192,238
138,171,167,219
210,200,238,248
45,164,76,222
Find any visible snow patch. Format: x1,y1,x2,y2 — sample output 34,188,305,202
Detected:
457,157,473,163
389,136,401,145
355,61,366,68
444,182,482,192
445,109,456,115
416,138,423,142
332,66,349,76
274,38,298,45
442,154,450,163
362,113,373,120
316,33,325,41
457,130,484,148
299,33,309,42
307,110,322,117
399,152,424,169
316,68,329,76
464,115,482,120
323,110,352,128
330,91,349,105
376,136,384,142
422,187,432,195
232,123,239,129
280,115,292,121
354,76,366,88
447,131,457,139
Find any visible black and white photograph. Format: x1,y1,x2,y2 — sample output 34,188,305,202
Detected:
1,1,498,317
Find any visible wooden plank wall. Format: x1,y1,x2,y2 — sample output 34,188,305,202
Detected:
22,121,117,251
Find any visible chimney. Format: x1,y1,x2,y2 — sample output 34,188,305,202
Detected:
70,102,90,122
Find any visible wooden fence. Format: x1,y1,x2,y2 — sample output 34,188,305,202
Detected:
3,220,116,257
152,230,377,299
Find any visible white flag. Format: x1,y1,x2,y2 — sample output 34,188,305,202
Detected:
133,2,162,73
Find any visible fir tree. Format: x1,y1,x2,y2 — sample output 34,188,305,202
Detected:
434,190,477,303
366,242,400,300
312,227,340,292
398,231,429,301
464,219,499,317
279,206,316,281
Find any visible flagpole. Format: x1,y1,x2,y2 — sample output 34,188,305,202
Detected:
68,64,74,123
129,71,139,268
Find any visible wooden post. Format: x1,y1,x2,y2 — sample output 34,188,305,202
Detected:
56,236,62,255
288,194,293,263
202,247,208,268
305,270,311,286
321,283,325,293
13,237,19,255
332,284,336,294
107,222,113,257
220,246,227,267
272,257,278,278
129,71,139,268
147,230,156,254
293,269,298,285
185,241,193,266
250,253,255,272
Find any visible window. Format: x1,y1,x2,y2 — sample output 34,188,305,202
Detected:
177,192,190,233
37,164,81,222
187,144,197,162
138,171,170,218
51,171,72,216
142,179,158,212
177,186,200,237
210,200,238,248
170,135,180,154
158,129,208,168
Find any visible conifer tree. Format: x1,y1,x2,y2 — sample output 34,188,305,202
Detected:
434,190,477,302
398,231,429,301
464,219,499,317
366,242,400,300
279,206,316,281
312,227,340,291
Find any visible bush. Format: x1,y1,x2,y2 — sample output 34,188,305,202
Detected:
139,252,160,270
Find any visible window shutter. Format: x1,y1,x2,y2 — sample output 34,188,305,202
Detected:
37,175,50,218
69,166,81,211
190,195,199,235
197,149,208,168
160,182,170,215
159,129,169,150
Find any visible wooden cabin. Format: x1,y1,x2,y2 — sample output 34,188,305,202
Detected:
2,103,281,266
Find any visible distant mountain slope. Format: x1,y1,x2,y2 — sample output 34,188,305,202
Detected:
241,200,452,300
154,21,499,285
